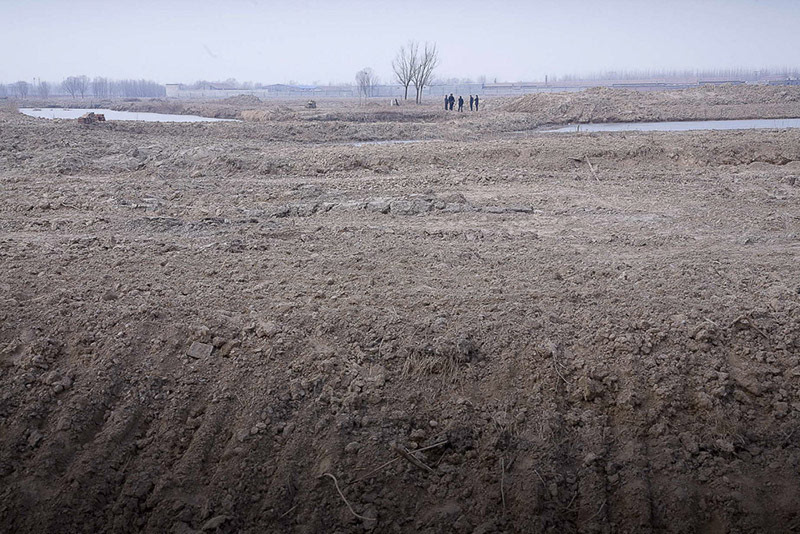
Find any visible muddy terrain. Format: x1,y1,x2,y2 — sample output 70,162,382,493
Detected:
1,93,799,533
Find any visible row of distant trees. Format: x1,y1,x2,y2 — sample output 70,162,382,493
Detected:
183,72,480,98
0,76,165,99
554,68,800,83
0,81,35,98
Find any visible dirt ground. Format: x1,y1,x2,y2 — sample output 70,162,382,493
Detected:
27,84,800,127
502,85,800,125
1,91,799,533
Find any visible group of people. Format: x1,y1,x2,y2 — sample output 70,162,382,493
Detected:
445,93,479,112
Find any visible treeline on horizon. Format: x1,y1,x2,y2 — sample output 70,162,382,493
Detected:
2,67,799,99
179,67,800,90
0,76,165,99
554,67,800,82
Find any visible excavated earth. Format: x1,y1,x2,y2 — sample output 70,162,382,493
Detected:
501,85,800,125
1,94,800,533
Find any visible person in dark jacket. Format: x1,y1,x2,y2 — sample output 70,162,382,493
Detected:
474,94,480,111
469,95,474,111
457,95,464,112
444,95,448,110
448,93,455,111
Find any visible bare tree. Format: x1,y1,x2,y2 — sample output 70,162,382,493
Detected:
62,78,74,98
62,76,79,98
355,69,369,100
110,79,165,97
63,75,89,98
37,80,50,99
13,81,30,99
355,68,378,100
92,77,109,98
392,41,418,101
412,42,439,103
369,73,380,96
0,84,7,98
75,75,89,98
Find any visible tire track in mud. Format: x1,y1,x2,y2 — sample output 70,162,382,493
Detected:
600,344,658,532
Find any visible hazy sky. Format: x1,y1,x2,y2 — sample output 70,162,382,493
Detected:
2,0,799,84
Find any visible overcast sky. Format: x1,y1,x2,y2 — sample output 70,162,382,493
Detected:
1,0,799,84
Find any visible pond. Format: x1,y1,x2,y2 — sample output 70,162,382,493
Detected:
544,118,800,133
20,108,235,123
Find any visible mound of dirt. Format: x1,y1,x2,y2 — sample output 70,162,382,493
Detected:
111,99,189,116
109,100,243,120
222,94,263,106
240,107,296,122
502,85,800,124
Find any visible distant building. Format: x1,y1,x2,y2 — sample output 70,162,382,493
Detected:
768,79,800,86
165,84,180,97
699,80,746,86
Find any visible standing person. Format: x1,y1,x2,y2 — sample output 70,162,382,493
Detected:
474,94,480,111
458,95,464,112
469,95,474,111
448,93,455,111
444,95,448,111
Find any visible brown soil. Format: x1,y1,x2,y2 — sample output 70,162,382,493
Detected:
503,85,800,125
1,99,799,533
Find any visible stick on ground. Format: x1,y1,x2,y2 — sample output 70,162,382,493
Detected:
551,353,568,384
731,315,769,339
566,490,579,511
500,457,506,513
279,504,298,518
392,443,434,473
353,440,448,483
585,157,600,182
533,467,546,486
321,473,376,522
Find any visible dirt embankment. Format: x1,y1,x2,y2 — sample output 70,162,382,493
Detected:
502,85,800,124
12,84,800,128
100,84,800,127
4,103,540,144
110,98,245,120
2,105,799,177
1,106,800,533
109,96,440,122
